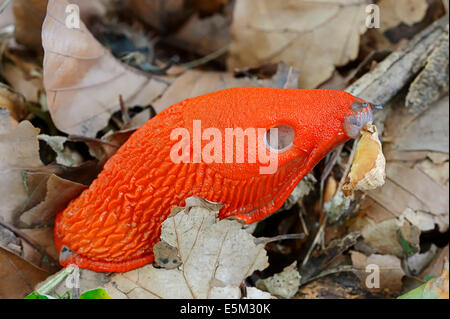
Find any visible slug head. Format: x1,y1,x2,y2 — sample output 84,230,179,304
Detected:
180,88,376,181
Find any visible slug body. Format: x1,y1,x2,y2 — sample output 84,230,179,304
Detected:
54,87,374,272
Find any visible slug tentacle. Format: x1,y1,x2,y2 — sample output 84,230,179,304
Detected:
343,101,376,138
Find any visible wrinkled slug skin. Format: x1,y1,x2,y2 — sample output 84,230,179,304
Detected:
54,87,363,272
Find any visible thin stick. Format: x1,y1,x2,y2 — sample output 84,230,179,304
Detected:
179,45,229,69
119,95,131,125
255,233,305,245
300,265,354,286
338,137,360,191
301,215,327,268
298,203,309,236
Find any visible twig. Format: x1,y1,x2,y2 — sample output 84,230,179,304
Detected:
301,216,327,268
337,137,360,191
119,95,131,125
298,202,309,237
255,233,305,245
301,145,344,267
178,45,229,69
300,265,354,287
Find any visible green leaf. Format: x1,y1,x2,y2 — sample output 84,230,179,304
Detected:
397,284,426,299
25,292,54,299
80,288,111,299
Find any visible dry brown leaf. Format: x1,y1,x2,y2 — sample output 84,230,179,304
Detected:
104,205,269,299
378,0,429,32
193,0,229,15
153,62,299,113
0,247,50,298
18,172,86,228
395,95,449,154
0,116,42,225
421,245,449,279
349,217,420,258
0,83,28,122
227,0,367,89
0,112,65,271
38,135,83,167
42,0,168,137
12,0,108,53
128,0,192,33
2,52,43,104
365,162,449,224
351,251,406,294
169,12,231,57
416,156,449,186
12,0,47,53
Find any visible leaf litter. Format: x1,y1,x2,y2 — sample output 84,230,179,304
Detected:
0,0,448,299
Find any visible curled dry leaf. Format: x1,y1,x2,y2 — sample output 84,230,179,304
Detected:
104,204,270,299
42,0,168,137
227,0,367,89
342,122,386,196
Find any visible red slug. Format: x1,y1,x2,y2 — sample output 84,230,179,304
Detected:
54,87,375,272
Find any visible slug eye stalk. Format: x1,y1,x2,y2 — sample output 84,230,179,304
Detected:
344,101,381,138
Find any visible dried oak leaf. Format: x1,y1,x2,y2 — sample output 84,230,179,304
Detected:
42,0,168,137
104,205,270,299
227,0,367,89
